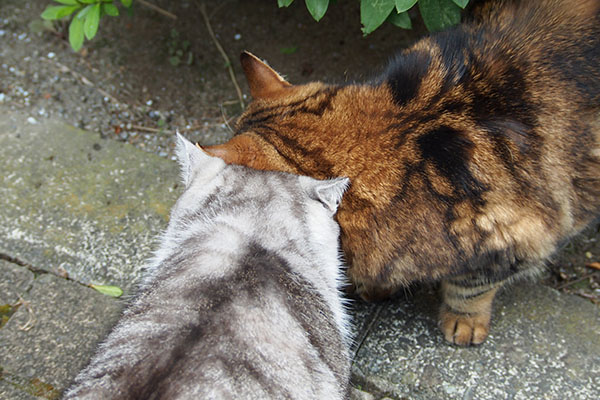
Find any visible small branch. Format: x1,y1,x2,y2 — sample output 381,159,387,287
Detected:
197,1,245,109
14,295,36,332
219,103,235,133
352,303,385,360
138,0,177,20
555,271,598,290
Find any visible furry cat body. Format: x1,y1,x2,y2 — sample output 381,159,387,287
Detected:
204,0,600,345
64,135,351,399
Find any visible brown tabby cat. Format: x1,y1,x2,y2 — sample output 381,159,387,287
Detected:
202,0,600,346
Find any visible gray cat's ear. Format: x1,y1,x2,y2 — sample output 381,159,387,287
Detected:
300,176,350,214
175,133,221,186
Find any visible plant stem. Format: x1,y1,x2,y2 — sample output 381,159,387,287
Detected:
197,1,245,109
137,0,177,20
555,271,598,290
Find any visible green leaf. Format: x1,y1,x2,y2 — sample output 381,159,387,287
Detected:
102,3,119,17
41,5,80,20
280,46,298,54
305,0,329,22
452,0,469,8
53,0,79,5
90,284,124,298
388,10,412,29
361,0,396,35
84,3,101,40
121,0,133,8
395,0,417,13
278,0,295,7
79,0,98,3
68,10,85,51
169,56,181,66
418,0,462,32
77,4,93,19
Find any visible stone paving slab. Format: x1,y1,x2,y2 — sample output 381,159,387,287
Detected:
0,272,122,400
352,284,600,400
0,260,34,305
0,112,179,294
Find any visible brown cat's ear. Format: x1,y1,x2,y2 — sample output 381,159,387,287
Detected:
201,134,267,169
240,51,292,99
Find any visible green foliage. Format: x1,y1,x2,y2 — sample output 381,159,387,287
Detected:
89,284,124,297
41,0,132,51
41,0,469,53
305,0,330,22
167,29,194,67
277,0,470,34
418,0,462,32
280,46,299,55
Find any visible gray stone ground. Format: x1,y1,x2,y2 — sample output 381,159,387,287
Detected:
1,110,599,399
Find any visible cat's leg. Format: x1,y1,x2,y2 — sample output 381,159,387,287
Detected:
439,276,502,346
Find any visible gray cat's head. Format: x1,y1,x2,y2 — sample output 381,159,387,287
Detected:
172,134,349,262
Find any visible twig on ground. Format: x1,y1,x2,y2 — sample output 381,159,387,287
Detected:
555,271,598,290
219,103,235,133
352,303,385,360
14,295,36,332
138,0,177,20
208,0,234,19
574,291,598,302
197,1,245,109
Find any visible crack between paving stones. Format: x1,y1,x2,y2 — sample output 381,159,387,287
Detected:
0,252,90,289
351,302,386,361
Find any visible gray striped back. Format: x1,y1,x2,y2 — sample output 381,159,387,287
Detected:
64,135,351,399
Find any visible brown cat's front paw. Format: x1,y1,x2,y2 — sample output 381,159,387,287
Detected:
439,306,491,346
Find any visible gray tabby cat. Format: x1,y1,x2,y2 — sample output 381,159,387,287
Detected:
63,134,351,399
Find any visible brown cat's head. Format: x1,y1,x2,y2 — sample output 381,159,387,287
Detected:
201,52,289,171
201,51,337,176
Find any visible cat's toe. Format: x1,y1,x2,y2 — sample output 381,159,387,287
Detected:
439,308,490,346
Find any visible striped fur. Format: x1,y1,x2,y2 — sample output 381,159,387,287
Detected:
204,0,600,345
64,135,351,399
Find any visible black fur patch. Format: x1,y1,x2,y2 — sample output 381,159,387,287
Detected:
417,126,487,204
385,49,432,106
